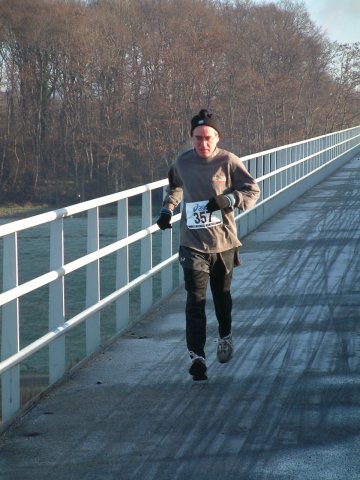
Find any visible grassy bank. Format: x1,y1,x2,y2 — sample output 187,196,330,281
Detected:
0,203,51,219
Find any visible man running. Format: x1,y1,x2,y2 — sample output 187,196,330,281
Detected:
157,109,260,381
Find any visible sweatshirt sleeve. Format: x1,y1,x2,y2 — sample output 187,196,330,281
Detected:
229,157,260,211
162,163,183,212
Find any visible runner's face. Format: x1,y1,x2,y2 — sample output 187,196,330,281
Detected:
192,125,220,158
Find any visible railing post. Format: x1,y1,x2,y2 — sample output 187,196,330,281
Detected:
86,208,100,355
280,148,286,191
1,233,20,422
248,157,257,179
303,141,307,176
116,199,129,331
49,219,65,384
270,151,277,195
263,154,270,200
161,186,173,297
141,191,152,314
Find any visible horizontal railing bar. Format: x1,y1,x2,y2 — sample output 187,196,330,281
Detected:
0,178,168,238
0,252,179,374
236,144,358,221
256,137,360,182
238,126,360,163
0,212,181,309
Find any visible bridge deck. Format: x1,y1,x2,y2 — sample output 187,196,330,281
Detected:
1,155,360,480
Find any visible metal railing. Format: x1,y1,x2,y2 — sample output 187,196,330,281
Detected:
1,125,360,427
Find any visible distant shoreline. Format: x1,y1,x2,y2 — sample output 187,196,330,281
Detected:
0,203,51,219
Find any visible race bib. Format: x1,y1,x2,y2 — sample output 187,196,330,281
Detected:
186,200,223,229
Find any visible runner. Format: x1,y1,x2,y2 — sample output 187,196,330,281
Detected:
157,109,260,380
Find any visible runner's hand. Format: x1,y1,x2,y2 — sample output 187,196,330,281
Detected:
156,208,172,230
206,194,235,212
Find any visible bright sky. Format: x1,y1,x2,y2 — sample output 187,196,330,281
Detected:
302,0,360,44
251,0,360,44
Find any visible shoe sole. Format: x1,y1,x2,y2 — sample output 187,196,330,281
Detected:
189,359,208,381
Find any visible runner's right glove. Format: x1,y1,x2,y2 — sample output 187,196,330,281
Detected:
156,208,172,230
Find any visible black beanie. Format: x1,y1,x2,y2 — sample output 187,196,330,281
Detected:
190,109,221,136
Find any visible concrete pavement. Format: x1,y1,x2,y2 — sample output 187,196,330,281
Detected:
1,155,360,479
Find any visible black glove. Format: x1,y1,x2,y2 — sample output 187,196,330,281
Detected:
156,208,172,230
206,194,235,213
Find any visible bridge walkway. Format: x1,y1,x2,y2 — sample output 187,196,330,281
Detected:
0,155,360,480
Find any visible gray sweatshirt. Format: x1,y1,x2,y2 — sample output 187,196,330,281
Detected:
163,147,260,253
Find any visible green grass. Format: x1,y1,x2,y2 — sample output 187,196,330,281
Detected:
0,203,50,219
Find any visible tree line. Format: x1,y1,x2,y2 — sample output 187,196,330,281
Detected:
0,0,359,205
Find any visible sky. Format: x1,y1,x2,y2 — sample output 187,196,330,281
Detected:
302,0,360,44
251,0,360,44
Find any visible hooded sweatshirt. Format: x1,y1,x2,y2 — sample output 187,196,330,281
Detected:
163,147,260,253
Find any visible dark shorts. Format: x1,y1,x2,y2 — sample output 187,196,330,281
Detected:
179,246,240,274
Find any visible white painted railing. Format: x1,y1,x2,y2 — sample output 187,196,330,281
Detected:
1,125,360,427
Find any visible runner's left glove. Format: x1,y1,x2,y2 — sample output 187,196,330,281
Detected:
206,194,235,212
156,208,172,230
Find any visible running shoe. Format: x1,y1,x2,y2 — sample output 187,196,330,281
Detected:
189,352,208,381
217,334,233,363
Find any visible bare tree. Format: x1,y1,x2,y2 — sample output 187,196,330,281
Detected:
0,0,358,204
